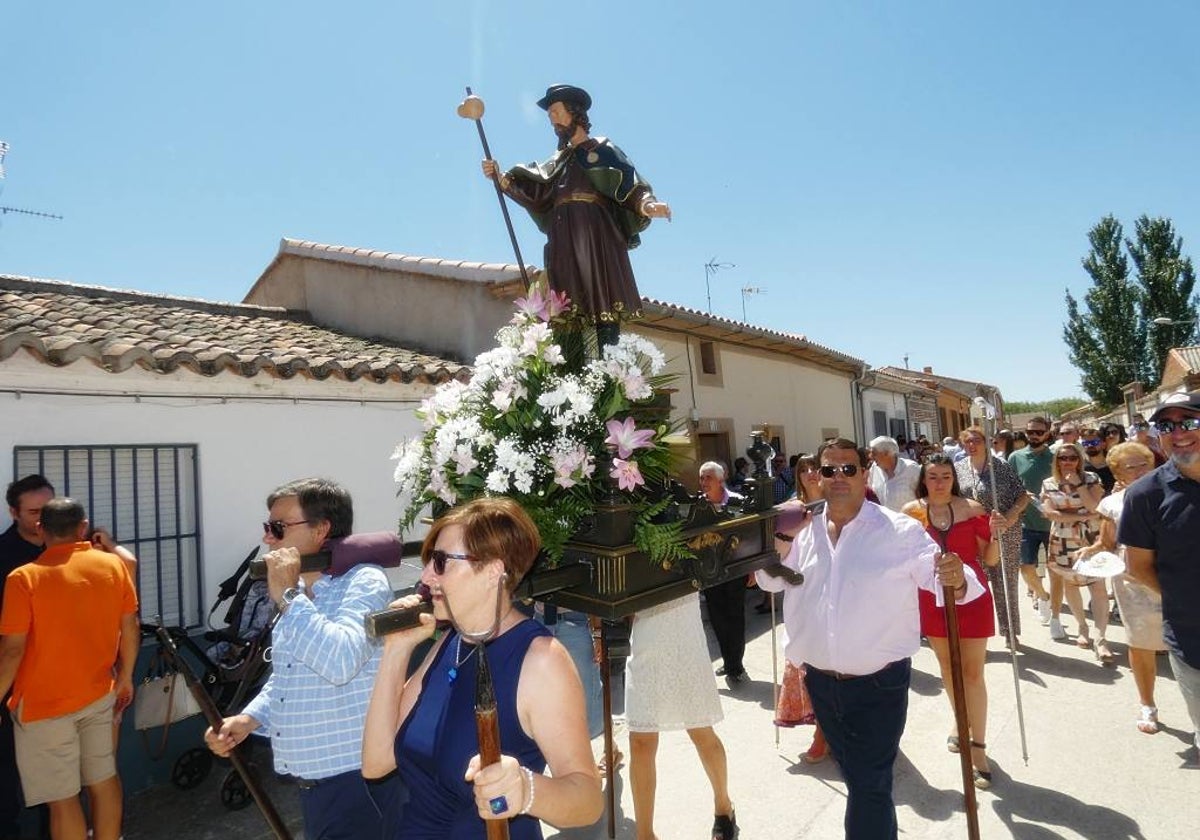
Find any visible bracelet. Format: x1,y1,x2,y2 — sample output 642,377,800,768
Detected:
774,531,795,543
519,766,536,815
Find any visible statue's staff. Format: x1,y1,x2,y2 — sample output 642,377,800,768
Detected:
457,87,531,288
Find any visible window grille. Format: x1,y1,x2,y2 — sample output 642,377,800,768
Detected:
14,444,203,628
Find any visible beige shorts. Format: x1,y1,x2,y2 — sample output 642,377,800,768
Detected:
14,692,117,805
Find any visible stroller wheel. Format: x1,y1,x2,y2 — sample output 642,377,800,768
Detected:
171,748,212,790
221,768,253,810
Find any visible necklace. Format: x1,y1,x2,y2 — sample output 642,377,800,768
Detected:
927,500,955,535
447,634,479,685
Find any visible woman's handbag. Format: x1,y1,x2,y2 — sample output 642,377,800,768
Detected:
134,648,203,757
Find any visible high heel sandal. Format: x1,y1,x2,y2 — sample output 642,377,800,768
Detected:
711,811,738,840
970,740,992,789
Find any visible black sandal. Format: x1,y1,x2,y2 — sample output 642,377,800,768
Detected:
970,741,992,789
712,812,738,840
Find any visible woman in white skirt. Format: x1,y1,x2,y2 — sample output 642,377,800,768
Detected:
625,591,737,840
1075,441,1165,732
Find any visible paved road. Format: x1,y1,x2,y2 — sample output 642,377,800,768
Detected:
127,590,1196,839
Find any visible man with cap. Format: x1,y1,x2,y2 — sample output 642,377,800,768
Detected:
1119,391,1200,759
482,84,670,342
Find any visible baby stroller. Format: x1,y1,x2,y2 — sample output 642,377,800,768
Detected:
139,546,277,810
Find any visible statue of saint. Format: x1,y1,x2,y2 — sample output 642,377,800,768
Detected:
482,84,671,339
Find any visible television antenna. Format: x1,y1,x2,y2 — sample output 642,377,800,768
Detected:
741,286,766,321
703,258,735,314
0,141,63,223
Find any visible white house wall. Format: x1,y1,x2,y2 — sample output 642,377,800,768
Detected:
0,354,430,613
641,330,856,456
860,386,911,440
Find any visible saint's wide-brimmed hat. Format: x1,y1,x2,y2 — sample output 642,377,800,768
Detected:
536,84,592,111
1148,390,1200,422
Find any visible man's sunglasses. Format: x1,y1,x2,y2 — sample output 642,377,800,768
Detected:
1081,438,1103,448
424,549,475,575
1025,429,1048,437
1154,417,1200,434
819,464,860,478
263,519,310,540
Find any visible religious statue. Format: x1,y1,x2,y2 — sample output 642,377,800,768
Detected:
482,84,671,342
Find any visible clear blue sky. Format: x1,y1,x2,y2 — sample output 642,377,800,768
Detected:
3,1,1198,402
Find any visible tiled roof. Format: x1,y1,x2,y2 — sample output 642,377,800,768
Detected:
0,274,469,384
639,298,864,374
1172,346,1200,374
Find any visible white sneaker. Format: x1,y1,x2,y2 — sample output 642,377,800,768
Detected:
1038,598,1052,625
1049,617,1066,640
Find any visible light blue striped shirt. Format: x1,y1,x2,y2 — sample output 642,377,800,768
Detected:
241,564,392,779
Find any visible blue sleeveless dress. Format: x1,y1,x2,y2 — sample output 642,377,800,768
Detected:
393,619,550,839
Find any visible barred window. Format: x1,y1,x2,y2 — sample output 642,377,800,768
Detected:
14,444,203,628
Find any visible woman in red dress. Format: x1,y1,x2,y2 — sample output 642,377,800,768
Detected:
902,454,1000,789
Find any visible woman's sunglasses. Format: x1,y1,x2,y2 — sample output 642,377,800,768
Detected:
819,464,860,478
262,519,309,540
425,549,475,575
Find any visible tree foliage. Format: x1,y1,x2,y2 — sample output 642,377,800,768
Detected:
1064,215,1197,408
1005,398,1089,418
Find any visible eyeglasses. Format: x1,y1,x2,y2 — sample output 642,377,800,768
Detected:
1104,430,1121,438
1130,423,1150,432
1026,429,1048,437
1117,461,1151,472
1056,455,1080,462
425,549,474,575
1154,417,1200,434
819,464,860,477
263,519,310,540
1081,439,1103,448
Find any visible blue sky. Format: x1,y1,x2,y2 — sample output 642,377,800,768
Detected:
3,1,1197,402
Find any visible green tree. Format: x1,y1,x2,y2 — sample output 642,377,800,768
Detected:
1006,398,1089,418
1129,215,1197,388
1063,216,1146,408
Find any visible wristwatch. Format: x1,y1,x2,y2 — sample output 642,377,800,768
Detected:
279,586,303,612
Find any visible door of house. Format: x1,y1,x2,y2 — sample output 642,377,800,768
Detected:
698,432,733,474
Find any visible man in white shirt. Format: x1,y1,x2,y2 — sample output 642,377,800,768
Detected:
756,439,982,840
867,436,922,512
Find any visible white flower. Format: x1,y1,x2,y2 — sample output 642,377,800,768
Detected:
542,343,565,365
485,469,510,493
519,322,553,357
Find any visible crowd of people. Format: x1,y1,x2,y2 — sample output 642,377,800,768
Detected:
2,392,1199,840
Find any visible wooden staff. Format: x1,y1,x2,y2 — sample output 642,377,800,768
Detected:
457,87,531,288
153,626,293,840
599,621,617,839
474,642,509,840
941,565,981,840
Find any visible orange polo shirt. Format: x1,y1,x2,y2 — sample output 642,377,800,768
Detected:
0,541,138,722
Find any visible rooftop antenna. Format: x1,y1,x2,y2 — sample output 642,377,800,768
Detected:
0,142,63,223
903,353,910,369
740,286,766,321
704,258,734,314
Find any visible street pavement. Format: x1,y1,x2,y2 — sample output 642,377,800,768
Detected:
126,588,1196,839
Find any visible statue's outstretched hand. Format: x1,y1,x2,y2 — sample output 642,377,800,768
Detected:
481,159,501,180
642,200,671,221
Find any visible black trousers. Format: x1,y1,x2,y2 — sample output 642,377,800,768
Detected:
703,576,747,675
0,704,18,838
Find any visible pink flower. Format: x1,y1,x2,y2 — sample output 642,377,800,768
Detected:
605,416,656,459
512,288,547,322
543,289,571,318
611,458,644,491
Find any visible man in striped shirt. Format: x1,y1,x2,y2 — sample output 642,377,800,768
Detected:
204,478,398,839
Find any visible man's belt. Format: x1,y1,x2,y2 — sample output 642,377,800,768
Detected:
553,191,604,208
805,659,904,681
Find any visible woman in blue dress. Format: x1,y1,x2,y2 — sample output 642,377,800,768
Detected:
362,498,602,838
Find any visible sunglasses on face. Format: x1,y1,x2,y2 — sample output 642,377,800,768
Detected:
425,548,474,575
1155,417,1200,434
1026,429,1048,437
1056,455,1080,462
1081,439,1103,448
263,519,310,540
819,464,860,478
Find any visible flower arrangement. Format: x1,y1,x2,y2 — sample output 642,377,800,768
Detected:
392,288,689,565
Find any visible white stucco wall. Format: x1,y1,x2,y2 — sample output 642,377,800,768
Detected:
0,354,430,620
638,329,856,456
861,386,911,440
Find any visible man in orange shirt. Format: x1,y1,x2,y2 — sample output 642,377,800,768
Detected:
0,499,139,840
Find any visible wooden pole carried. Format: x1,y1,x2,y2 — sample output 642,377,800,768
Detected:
941,574,981,840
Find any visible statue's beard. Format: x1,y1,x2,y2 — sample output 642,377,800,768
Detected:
554,119,577,150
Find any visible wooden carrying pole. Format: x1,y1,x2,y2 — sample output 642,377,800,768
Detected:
475,643,510,840
941,585,981,840
153,626,293,840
